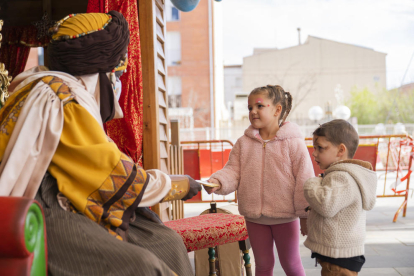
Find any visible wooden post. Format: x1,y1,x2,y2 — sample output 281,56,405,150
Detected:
139,0,171,221
139,0,161,171
170,119,184,220
171,119,180,146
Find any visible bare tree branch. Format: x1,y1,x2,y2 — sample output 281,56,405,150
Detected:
185,88,210,127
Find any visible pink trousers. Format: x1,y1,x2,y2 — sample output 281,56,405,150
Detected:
245,220,305,276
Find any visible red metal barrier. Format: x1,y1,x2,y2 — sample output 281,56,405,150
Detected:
182,140,234,203
306,134,413,222
199,149,232,178
182,135,413,221
307,144,378,176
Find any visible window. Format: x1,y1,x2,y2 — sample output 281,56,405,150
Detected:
235,77,242,87
166,32,181,66
171,6,179,21
38,47,44,66
167,76,182,108
166,0,180,22
168,95,182,108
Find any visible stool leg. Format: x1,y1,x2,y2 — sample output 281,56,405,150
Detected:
208,247,217,276
242,250,252,276
239,239,252,276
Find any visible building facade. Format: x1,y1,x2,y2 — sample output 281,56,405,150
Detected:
242,36,387,124
165,0,225,128
223,65,243,121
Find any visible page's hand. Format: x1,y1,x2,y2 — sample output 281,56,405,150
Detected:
181,175,202,201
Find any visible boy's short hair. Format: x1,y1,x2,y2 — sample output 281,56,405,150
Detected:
313,119,359,158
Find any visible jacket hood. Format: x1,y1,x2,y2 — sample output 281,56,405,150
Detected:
325,160,377,211
244,122,304,141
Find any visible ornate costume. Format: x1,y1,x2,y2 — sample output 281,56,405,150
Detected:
0,11,194,276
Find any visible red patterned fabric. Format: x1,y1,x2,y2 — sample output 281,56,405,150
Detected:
165,213,249,252
87,0,106,13
0,26,49,78
87,0,144,165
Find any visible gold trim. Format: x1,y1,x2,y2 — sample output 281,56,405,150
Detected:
161,175,190,202
0,20,12,108
1,40,49,47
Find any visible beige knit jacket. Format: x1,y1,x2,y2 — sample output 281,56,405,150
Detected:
303,160,377,258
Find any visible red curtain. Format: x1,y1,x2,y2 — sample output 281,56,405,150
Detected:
87,0,106,13
0,26,48,79
0,44,30,79
88,0,144,165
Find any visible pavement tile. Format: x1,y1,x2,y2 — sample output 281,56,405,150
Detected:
184,187,414,276
302,269,321,276
395,267,414,276
359,268,401,275
365,245,380,256
274,268,320,275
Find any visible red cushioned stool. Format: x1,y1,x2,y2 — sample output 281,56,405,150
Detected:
165,212,252,276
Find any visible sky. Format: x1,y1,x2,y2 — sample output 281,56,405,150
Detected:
221,0,414,89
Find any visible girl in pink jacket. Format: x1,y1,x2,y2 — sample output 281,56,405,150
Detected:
205,85,314,276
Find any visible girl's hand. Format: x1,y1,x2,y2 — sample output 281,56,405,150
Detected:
204,179,221,194
300,218,308,236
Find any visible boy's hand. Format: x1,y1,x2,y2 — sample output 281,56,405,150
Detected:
204,179,221,194
300,218,308,236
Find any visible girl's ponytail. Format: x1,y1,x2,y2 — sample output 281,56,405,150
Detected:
280,91,293,125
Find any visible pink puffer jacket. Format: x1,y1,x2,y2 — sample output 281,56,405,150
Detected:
210,122,314,219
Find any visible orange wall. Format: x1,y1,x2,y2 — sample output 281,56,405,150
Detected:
167,1,211,128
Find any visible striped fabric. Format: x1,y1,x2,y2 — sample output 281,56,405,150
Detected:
35,174,193,276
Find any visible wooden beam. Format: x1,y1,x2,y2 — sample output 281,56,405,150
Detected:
139,0,160,170
170,119,180,147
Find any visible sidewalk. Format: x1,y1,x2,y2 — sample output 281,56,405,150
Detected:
184,196,414,275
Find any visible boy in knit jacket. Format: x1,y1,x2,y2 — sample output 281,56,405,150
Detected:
304,119,377,276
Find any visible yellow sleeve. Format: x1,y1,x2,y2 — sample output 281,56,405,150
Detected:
49,102,149,240
48,102,122,212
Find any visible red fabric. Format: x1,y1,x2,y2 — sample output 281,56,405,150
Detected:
87,0,106,13
0,26,48,78
0,44,30,79
88,0,144,165
164,213,249,252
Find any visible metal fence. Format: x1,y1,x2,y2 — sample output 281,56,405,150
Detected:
178,124,414,142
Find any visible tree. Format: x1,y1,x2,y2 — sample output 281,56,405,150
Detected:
186,88,211,127
345,88,381,124
384,88,414,123
346,87,414,124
